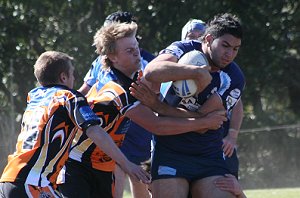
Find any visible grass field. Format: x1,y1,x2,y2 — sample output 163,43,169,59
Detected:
123,187,300,198
244,188,300,198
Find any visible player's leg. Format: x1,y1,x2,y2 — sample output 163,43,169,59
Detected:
0,182,29,198
58,159,93,198
113,164,127,198
128,174,151,198
151,178,189,198
190,176,235,198
0,182,61,198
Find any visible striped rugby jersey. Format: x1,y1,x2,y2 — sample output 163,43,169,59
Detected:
0,85,100,187
68,68,143,172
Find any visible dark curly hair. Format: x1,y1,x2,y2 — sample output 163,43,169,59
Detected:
203,13,243,40
104,11,136,26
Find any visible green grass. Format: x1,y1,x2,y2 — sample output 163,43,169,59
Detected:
244,188,300,198
124,188,300,198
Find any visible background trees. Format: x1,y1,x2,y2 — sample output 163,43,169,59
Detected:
1,0,299,188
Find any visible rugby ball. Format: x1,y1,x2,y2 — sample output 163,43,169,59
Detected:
172,50,209,98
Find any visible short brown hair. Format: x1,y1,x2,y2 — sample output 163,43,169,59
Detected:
34,51,74,86
93,22,138,69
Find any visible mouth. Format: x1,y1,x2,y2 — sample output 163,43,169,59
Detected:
221,59,231,66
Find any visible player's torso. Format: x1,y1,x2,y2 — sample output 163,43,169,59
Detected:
157,41,245,155
0,86,83,186
69,68,141,171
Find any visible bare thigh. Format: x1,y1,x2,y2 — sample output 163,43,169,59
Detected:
128,175,151,198
190,176,235,198
113,164,127,198
151,178,189,198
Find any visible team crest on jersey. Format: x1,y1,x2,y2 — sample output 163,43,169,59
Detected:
179,97,200,112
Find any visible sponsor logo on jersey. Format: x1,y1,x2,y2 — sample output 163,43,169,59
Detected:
230,88,241,98
226,95,238,109
179,97,200,112
165,45,184,58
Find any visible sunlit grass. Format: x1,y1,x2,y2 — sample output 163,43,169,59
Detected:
244,188,300,198
124,188,300,198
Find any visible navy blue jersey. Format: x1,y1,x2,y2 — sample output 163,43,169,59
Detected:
157,40,245,156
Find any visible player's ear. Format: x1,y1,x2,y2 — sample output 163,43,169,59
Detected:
107,53,117,64
205,34,214,46
59,72,67,83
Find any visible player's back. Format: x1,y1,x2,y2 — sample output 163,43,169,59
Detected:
0,85,83,186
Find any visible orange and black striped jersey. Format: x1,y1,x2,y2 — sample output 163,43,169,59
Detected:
0,85,100,187
68,68,143,172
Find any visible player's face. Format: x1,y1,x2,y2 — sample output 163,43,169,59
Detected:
209,34,241,69
186,30,203,41
112,36,141,77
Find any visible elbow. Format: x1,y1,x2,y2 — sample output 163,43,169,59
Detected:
143,67,155,82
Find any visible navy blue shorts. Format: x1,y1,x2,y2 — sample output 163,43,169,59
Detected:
225,149,239,178
151,145,230,182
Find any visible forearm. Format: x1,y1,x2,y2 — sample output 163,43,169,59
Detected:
152,100,201,118
229,99,244,138
198,92,225,115
86,125,128,166
148,116,212,135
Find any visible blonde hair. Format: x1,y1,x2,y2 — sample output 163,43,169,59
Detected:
93,22,138,69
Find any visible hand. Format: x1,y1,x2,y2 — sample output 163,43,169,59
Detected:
222,134,237,157
120,160,151,184
214,174,245,197
204,110,227,130
130,81,160,109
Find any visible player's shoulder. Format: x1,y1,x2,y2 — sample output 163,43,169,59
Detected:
225,62,245,79
160,40,202,59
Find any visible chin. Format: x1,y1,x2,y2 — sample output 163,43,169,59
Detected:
136,61,142,69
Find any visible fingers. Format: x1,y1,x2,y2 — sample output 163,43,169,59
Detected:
135,169,151,184
222,142,234,157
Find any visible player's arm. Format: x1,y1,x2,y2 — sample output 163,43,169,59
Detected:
85,125,150,183
214,174,247,198
78,82,91,95
197,92,225,116
223,99,243,157
228,99,243,138
125,103,226,135
144,53,212,92
130,80,201,118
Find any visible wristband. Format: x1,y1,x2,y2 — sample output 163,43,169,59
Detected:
228,128,239,138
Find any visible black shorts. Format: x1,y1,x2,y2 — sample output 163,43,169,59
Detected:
58,159,114,198
151,145,230,182
0,182,61,198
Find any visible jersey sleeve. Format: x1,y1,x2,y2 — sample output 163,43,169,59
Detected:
83,56,102,87
66,90,101,131
158,40,202,59
217,63,245,112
